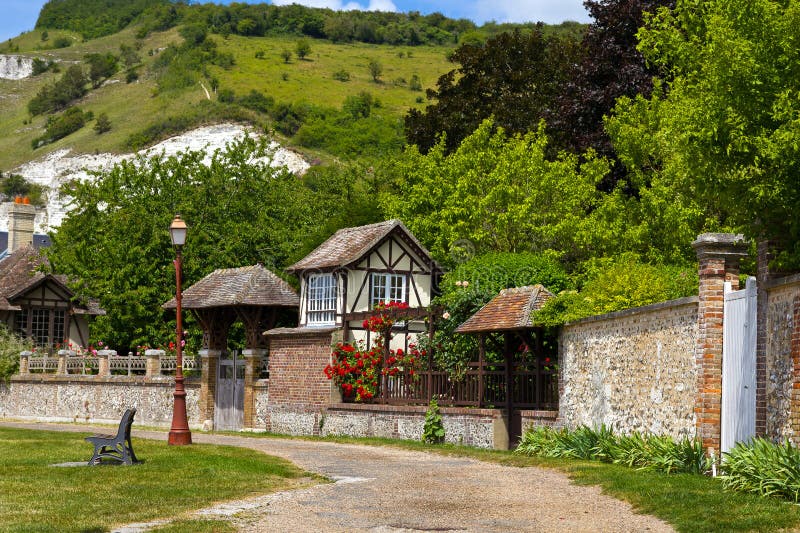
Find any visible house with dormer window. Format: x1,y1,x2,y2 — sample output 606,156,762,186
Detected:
284,219,440,347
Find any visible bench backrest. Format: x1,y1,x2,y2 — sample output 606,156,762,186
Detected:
115,408,136,441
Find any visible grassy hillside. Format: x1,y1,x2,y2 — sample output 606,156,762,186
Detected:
0,25,455,171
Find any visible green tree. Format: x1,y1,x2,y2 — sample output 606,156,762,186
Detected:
94,112,111,134
607,0,800,266
295,38,312,60
27,65,88,116
381,119,609,263
280,49,292,63
47,138,321,349
85,52,119,88
368,59,382,82
404,29,581,154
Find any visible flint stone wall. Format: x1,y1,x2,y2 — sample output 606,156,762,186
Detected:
283,403,503,449
559,297,699,439
764,275,800,442
0,375,201,427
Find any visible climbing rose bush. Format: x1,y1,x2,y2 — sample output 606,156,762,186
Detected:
325,301,422,402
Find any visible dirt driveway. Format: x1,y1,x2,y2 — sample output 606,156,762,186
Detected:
1,422,673,532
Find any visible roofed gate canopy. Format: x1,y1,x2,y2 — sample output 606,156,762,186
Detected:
163,265,299,351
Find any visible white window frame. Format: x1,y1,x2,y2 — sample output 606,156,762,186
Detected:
370,273,407,308
307,273,337,326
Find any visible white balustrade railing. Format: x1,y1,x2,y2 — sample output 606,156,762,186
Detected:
21,351,200,377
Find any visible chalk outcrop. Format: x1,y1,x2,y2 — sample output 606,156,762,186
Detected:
0,55,34,80
1,124,310,233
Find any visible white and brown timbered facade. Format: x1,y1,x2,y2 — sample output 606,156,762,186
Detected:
286,220,440,348
0,246,103,351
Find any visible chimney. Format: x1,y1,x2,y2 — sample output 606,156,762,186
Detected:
7,197,36,253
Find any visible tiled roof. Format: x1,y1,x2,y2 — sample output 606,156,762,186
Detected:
455,285,554,334
163,265,299,309
0,246,104,315
286,219,435,272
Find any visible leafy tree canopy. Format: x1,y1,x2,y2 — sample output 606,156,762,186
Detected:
36,0,169,39
607,0,800,267
404,29,581,154
382,119,609,266
47,138,327,349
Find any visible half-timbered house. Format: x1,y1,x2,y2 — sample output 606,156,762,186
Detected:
0,200,103,350
285,219,440,349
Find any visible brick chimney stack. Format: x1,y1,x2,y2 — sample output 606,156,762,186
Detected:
7,198,36,253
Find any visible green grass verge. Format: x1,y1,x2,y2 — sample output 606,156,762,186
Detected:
225,431,800,533
0,427,319,533
149,519,237,533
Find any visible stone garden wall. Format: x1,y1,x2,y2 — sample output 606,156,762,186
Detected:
558,297,699,439
0,375,203,427
763,274,800,443
321,403,504,449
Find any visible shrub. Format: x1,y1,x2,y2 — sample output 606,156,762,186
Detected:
721,438,800,502
280,49,291,63
52,36,72,49
342,91,373,119
27,65,88,116
94,113,111,134
254,50,265,59
368,59,382,82
295,38,311,60
535,253,698,326
332,69,350,82
85,52,119,87
31,58,55,76
422,397,445,444
516,425,710,475
32,106,87,149
238,90,274,114
125,69,139,83
217,88,235,103
409,74,422,91
0,325,30,382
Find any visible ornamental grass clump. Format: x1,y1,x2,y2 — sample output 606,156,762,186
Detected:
516,425,710,475
721,438,800,502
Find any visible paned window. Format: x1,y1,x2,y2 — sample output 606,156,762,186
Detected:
370,273,407,308
53,310,66,346
307,273,337,325
31,309,50,347
14,309,28,337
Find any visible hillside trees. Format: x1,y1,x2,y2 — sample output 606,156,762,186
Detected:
607,0,800,267
36,0,170,39
404,29,581,154
27,65,88,116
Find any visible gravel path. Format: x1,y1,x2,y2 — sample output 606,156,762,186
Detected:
1,422,674,532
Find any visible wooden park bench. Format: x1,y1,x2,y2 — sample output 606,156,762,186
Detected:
85,408,140,465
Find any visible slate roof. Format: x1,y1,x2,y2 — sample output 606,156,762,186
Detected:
0,232,52,260
163,265,299,310
0,246,104,314
286,219,437,273
455,285,554,334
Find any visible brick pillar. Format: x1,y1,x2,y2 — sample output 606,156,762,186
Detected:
792,296,800,443
97,349,115,377
692,233,749,452
755,241,772,436
199,349,221,429
145,349,164,378
242,348,267,429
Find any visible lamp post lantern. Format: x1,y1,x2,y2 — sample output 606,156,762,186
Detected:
168,214,192,445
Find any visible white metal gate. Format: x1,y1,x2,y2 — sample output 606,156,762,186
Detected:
215,351,244,431
721,277,757,454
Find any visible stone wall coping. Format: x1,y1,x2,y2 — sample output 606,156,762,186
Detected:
328,402,501,417
10,374,201,386
563,295,699,327
765,272,800,290
264,326,338,337
518,410,558,419
144,349,165,356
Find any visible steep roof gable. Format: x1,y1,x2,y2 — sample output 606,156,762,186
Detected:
286,219,437,273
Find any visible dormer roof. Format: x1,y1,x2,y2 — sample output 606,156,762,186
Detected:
455,285,554,334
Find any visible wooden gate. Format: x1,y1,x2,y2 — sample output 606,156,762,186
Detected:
721,277,757,454
215,350,244,431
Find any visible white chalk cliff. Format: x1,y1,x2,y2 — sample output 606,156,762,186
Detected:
0,123,310,233
0,55,34,80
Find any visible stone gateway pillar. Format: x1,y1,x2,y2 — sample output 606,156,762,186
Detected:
692,233,749,452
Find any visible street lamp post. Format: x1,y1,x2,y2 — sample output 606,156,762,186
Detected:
168,214,192,445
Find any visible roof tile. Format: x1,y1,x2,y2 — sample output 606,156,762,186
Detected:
455,285,554,334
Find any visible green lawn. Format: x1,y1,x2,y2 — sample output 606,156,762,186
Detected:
0,427,319,533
